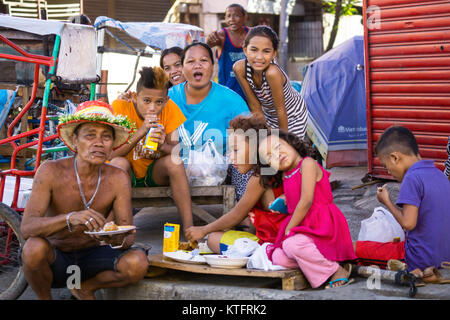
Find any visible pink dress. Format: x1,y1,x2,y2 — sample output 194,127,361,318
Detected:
267,157,357,262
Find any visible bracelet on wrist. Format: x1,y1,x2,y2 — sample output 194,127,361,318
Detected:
66,211,76,233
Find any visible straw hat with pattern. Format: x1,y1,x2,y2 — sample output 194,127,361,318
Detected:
57,100,135,152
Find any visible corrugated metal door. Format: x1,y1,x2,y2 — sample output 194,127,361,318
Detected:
363,0,450,179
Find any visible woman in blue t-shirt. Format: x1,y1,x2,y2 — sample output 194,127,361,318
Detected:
169,42,251,201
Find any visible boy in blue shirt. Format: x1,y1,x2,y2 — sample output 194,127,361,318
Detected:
207,4,249,100
356,126,450,274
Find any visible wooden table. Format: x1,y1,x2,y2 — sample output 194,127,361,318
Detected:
132,185,236,223
147,254,309,291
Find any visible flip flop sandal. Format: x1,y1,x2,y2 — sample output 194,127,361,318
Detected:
325,263,354,289
441,261,450,269
325,277,355,289
422,266,450,284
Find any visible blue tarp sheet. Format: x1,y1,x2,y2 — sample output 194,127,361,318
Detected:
94,16,205,51
301,36,367,159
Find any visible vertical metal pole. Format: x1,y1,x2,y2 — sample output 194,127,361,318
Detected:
95,27,105,100
37,34,60,170
278,0,289,71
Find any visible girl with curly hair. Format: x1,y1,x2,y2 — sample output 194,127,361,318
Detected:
258,130,357,289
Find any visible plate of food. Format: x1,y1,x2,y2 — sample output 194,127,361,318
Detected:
204,255,249,269
84,221,136,236
163,250,206,264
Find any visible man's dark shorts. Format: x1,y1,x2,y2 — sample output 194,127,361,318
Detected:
21,243,131,288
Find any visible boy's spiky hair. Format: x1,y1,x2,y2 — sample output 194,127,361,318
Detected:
375,126,420,158
136,66,169,93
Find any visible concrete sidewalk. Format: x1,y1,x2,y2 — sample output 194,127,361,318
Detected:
18,166,450,300
101,166,450,300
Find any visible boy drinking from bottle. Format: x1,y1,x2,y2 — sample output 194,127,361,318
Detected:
110,67,194,235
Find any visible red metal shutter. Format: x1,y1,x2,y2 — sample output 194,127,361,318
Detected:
363,0,450,179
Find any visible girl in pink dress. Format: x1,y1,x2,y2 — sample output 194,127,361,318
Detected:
258,130,357,289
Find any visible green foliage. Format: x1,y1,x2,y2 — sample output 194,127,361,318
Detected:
323,0,358,16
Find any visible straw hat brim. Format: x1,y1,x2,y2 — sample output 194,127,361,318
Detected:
57,119,132,153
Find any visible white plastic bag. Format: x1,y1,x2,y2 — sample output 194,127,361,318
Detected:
247,243,288,271
357,207,405,243
222,238,260,258
185,139,228,187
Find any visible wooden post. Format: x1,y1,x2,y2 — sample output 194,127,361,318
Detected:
222,185,235,215
278,0,289,71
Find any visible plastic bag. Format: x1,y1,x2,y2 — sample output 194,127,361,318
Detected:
185,139,228,187
222,238,260,258
357,207,405,243
247,243,288,271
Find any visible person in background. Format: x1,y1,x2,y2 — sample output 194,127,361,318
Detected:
110,67,194,237
160,46,185,87
169,42,250,201
234,25,308,140
207,3,249,101
355,126,450,276
119,47,186,101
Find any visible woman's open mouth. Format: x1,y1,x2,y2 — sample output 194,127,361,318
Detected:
193,71,203,81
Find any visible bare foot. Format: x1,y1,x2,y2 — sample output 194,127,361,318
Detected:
325,264,352,289
70,288,96,300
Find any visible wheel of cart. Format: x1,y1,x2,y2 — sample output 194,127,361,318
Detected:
0,16,98,300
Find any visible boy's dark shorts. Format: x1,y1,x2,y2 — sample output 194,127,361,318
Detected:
131,161,160,188
20,243,136,289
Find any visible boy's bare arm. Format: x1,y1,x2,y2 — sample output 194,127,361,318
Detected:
110,126,146,158
377,186,419,230
158,128,179,156
206,29,225,48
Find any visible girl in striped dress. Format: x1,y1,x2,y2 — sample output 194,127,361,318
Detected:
234,25,308,139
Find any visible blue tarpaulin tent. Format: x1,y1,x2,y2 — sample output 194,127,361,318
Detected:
301,36,367,168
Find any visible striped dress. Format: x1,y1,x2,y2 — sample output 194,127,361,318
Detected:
245,59,308,139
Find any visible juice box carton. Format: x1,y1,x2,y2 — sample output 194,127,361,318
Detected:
163,223,179,252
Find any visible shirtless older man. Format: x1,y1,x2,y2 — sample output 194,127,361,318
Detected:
20,100,148,300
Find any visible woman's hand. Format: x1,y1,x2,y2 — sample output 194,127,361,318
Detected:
284,226,292,237
117,90,133,102
185,226,207,242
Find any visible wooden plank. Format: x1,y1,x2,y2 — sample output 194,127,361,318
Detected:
282,273,310,291
191,203,217,224
131,185,235,223
148,254,302,278
132,186,226,198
